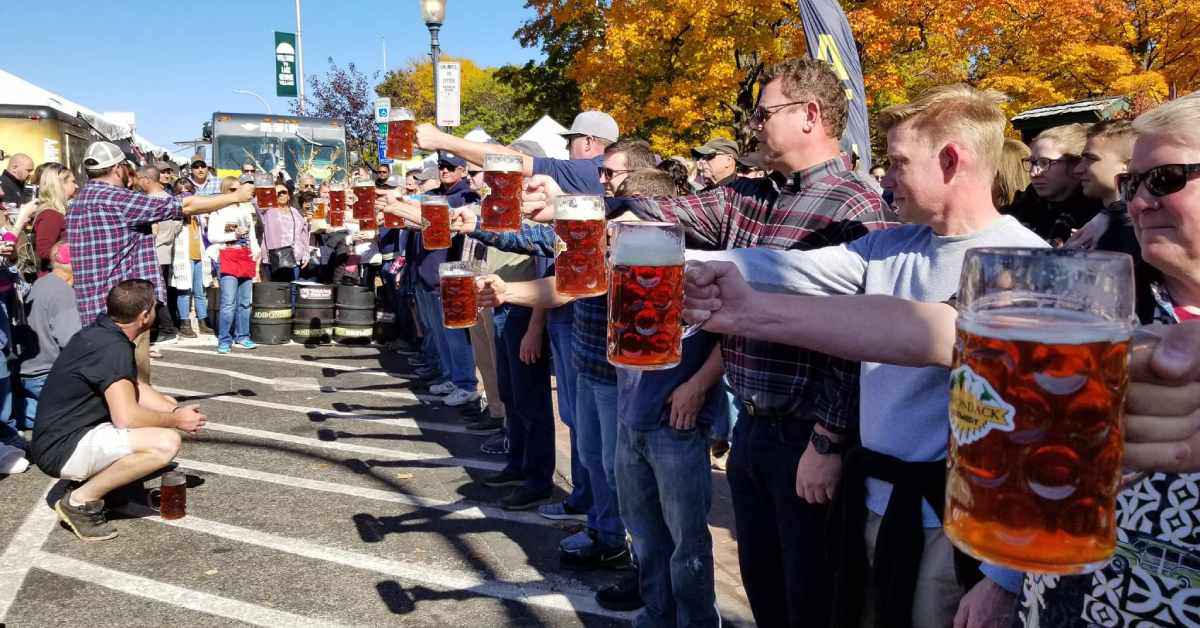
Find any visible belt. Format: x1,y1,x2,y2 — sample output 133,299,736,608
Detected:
740,400,804,419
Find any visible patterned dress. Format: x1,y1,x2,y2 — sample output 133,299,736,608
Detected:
1017,283,1200,627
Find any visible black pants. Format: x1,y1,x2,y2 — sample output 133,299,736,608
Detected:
727,413,832,628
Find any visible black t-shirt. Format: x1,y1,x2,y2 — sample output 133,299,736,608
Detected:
30,315,138,477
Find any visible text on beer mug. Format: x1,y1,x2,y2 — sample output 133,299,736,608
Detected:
554,195,607,297
946,248,1135,575
421,195,451,250
439,261,482,329
607,222,687,371
481,154,524,233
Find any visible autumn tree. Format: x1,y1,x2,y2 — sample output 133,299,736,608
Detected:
295,58,378,164
375,56,540,144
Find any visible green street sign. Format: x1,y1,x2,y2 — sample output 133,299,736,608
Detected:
275,32,298,98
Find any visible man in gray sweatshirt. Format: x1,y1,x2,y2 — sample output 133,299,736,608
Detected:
685,84,1042,628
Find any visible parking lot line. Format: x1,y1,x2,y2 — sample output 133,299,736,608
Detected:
158,346,402,378
0,481,57,623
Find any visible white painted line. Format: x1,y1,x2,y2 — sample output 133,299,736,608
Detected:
34,552,346,627
0,481,58,622
201,421,505,472
159,346,402,378
115,506,627,620
158,386,469,435
175,458,553,528
155,361,423,402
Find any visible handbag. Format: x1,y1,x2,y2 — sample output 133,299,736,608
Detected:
268,209,298,270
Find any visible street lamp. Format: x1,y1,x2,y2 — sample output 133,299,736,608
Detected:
420,0,446,127
233,89,273,115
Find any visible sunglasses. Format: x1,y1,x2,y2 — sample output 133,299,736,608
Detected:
276,190,290,196
598,167,635,180
1118,163,1200,203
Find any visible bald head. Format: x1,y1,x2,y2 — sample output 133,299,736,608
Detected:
5,154,34,182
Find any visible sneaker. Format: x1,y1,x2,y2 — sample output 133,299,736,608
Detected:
560,542,633,572
595,572,644,611
480,432,509,456
413,366,441,380
443,388,481,407
148,347,163,359
217,344,231,354
238,339,258,350
481,468,526,488
538,500,588,522
198,321,216,335
501,486,552,511
466,415,504,433
155,335,179,345
178,322,198,339
388,339,419,355
559,529,596,553
428,381,457,395
0,444,29,474
54,490,118,542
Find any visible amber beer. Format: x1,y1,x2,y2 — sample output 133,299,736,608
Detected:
607,222,685,370
421,195,451,250
328,184,346,227
253,173,276,208
439,262,480,329
481,154,524,232
945,248,1134,575
386,109,415,160
554,195,607,297
313,197,328,220
352,177,375,220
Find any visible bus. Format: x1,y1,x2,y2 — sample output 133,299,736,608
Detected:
210,112,348,183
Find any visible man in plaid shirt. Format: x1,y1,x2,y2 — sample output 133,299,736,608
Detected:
600,59,898,626
69,143,252,383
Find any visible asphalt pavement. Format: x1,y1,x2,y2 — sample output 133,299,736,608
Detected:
0,336,753,627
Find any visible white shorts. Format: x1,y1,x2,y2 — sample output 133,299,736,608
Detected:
58,423,133,481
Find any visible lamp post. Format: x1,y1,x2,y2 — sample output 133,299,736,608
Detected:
420,0,446,128
233,89,273,114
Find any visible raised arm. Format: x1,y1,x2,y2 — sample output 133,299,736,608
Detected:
416,124,531,174
181,184,254,217
476,275,576,310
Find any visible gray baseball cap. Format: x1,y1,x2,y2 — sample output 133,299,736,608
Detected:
83,141,126,171
413,165,439,182
691,138,740,159
561,111,619,144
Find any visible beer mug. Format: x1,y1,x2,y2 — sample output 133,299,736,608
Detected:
554,195,607,297
147,471,187,520
607,221,688,370
253,173,276,208
946,248,1135,574
382,175,406,228
481,154,524,232
421,195,452,250
313,196,328,220
386,108,415,161
439,261,482,329
351,176,376,221
328,183,347,227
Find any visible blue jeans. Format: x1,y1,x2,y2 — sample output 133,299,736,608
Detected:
176,260,209,325
412,286,446,382
710,375,739,442
218,275,252,346
19,374,47,430
414,286,476,390
574,374,624,547
0,376,16,445
549,320,590,512
494,305,554,491
617,422,719,628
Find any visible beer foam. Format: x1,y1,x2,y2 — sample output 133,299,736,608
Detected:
484,154,523,172
554,196,604,220
440,270,476,278
959,307,1133,344
611,225,684,266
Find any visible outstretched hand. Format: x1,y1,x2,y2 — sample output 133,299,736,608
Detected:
475,274,507,309
682,261,756,334
521,175,562,223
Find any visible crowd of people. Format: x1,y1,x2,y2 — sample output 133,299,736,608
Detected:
1,53,1199,628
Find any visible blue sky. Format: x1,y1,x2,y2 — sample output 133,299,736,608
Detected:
2,1,541,154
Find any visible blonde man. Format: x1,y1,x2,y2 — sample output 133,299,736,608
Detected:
683,84,1048,628
1006,123,1103,242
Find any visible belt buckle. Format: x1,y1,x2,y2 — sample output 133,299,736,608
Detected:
742,400,759,417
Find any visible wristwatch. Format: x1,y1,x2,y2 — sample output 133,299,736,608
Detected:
810,431,848,455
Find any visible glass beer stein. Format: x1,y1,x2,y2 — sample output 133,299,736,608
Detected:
606,221,688,370
481,153,524,233
554,195,607,297
946,248,1135,574
253,173,276,209
439,261,482,329
386,108,415,161
421,195,451,250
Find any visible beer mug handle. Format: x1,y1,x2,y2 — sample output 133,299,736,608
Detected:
146,487,162,512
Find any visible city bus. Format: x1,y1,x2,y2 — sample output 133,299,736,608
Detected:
210,112,348,183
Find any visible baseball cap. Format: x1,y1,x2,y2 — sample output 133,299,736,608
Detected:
154,160,174,172
561,111,619,144
508,139,546,159
437,152,467,168
413,165,439,182
190,159,208,169
691,138,740,159
83,141,126,171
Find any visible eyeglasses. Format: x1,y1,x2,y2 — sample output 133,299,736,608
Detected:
748,100,811,127
1118,163,1200,203
276,190,290,196
599,167,636,180
1021,156,1075,174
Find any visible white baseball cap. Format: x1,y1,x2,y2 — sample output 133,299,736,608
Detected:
83,141,126,171
561,111,619,144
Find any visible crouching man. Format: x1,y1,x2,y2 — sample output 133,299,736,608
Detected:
30,279,207,541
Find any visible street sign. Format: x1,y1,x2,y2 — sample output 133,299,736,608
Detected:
374,98,391,124
437,62,461,127
274,32,298,98
374,97,392,164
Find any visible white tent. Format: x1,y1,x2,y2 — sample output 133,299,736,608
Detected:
0,69,170,157
463,126,493,144
516,115,569,160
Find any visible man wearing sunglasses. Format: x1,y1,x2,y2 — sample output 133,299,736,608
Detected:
691,138,741,191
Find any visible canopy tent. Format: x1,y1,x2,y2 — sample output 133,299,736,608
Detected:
0,69,171,158
516,115,569,160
